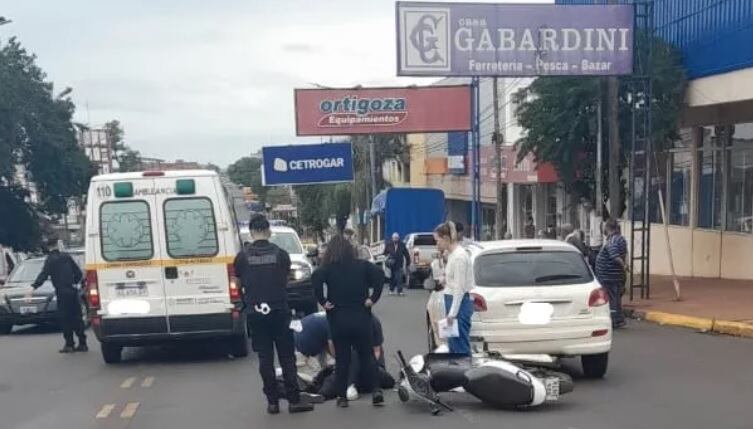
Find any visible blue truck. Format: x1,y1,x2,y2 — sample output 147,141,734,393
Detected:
371,188,445,288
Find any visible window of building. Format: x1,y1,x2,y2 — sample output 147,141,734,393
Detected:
669,151,692,226
726,123,753,234
697,127,724,229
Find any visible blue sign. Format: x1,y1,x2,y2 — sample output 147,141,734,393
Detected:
447,132,468,175
262,142,354,186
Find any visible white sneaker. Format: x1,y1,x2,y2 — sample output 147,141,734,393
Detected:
388,291,396,296
346,385,359,401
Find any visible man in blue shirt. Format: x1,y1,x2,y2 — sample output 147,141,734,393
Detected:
595,219,627,328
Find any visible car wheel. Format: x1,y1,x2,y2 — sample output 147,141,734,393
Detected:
427,313,437,352
229,334,249,358
0,323,12,335
581,352,609,378
101,343,123,364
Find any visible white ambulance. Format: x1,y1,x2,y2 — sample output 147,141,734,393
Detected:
84,170,247,363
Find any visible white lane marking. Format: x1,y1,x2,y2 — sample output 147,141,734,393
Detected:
120,377,136,389
120,402,140,419
95,404,116,419
141,376,154,388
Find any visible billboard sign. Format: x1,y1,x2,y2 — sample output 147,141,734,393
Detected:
295,85,472,136
396,2,634,76
262,142,354,186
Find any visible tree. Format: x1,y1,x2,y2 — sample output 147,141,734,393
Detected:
513,35,687,211
295,183,352,239
0,37,95,249
104,120,142,172
227,156,267,203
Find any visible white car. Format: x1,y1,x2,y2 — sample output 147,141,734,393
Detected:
427,239,612,378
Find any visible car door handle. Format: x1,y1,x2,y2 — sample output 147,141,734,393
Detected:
164,266,178,279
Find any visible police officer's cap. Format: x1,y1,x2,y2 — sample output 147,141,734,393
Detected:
249,214,270,232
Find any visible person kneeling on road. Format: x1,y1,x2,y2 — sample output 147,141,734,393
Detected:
233,214,314,415
295,312,395,400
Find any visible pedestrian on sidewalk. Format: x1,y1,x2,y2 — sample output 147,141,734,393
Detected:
587,206,604,270
28,238,87,353
233,214,314,415
383,232,411,296
313,235,385,409
595,219,627,329
563,223,587,256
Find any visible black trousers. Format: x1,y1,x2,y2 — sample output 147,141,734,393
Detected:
328,308,378,398
248,308,300,404
57,289,85,347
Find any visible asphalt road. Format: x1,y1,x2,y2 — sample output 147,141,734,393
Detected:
1,290,752,429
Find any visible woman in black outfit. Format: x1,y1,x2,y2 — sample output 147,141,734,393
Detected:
312,235,385,408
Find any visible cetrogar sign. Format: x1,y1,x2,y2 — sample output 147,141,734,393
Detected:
262,142,354,186
294,85,472,136
396,2,634,77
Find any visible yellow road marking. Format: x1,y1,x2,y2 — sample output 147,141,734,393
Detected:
95,404,116,419
141,376,154,388
85,256,234,270
120,402,140,419
120,377,136,389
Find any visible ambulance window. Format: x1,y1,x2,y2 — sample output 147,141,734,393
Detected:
164,198,219,258
100,201,154,261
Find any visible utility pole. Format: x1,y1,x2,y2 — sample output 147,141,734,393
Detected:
596,97,603,217
493,78,505,239
607,0,621,220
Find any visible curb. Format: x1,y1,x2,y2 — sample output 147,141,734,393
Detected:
624,308,753,339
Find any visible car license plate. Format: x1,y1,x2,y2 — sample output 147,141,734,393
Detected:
544,377,560,401
116,287,147,297
20,306,39,314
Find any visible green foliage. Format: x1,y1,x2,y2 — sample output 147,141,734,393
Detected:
226,156,267,203
0,37,95,249
104,119,143,172
514,35,687,203
294,183,352,238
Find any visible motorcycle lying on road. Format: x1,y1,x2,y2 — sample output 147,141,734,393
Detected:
396,350,574,415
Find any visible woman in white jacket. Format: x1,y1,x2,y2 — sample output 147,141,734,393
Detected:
433,221,474,355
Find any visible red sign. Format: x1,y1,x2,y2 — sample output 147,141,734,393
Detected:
479,145,558,184
295,85,472,136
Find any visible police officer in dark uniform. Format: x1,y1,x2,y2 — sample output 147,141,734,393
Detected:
30,238,87,353
233,214,314,415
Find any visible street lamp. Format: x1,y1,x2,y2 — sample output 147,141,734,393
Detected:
0,17,12,26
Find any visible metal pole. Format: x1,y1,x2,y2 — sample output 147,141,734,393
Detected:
596,98,603,217
493,78,505,240
369,135,377,200
471,77,481,241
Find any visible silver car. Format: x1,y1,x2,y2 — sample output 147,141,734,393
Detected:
0,249,87,335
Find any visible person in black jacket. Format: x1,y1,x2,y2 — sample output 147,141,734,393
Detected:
30,239,86,353
233,214,314,415
313,235,385,408
382,232,411,296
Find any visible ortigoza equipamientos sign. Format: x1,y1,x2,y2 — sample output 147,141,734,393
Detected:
294,85,472,136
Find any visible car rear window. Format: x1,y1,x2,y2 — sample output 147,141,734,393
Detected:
164,198,219,258
100,201,154,261
270,232,303,255
4,259,45,284
412,235,436,246
474,251,593,287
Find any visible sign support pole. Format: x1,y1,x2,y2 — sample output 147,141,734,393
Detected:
471,77,481,241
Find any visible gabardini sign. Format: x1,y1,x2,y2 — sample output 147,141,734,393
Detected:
396,2,634,77
294,85,472,136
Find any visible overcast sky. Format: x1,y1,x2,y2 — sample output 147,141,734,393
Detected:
2,0,551,167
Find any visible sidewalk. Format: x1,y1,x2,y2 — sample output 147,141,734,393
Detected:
623,276,753,338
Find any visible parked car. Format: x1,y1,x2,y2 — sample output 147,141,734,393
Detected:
405,232,436,288
241,225,318,315
426,240,612,378
0,249,87,335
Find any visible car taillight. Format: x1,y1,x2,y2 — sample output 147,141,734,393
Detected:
588,288,609,307
86,270,100,309
227,264,241,303
471,292,487,312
